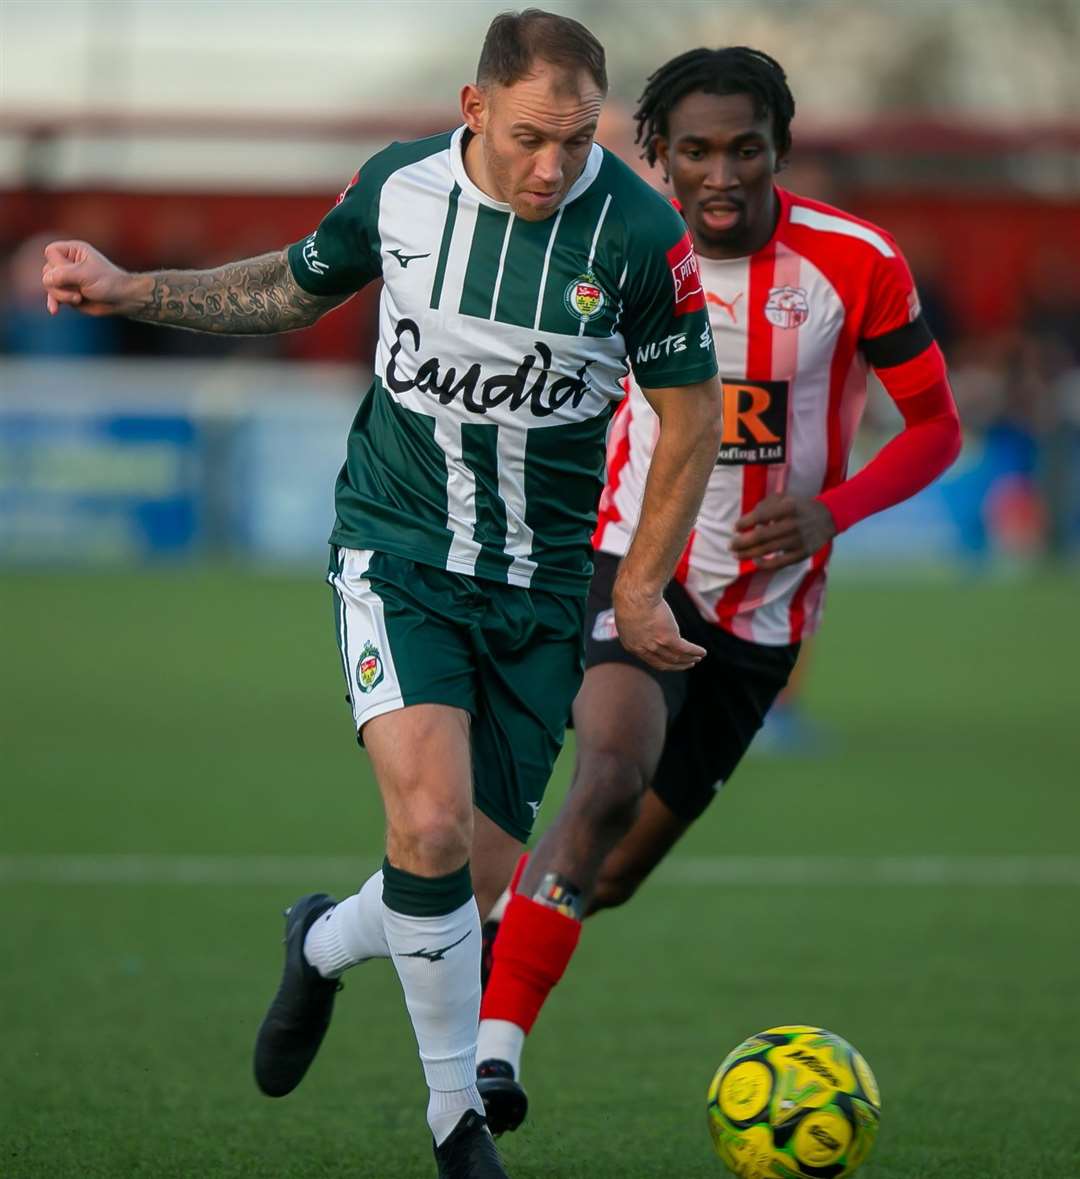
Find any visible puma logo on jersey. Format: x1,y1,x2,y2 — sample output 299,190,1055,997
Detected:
707,290,744,324
389,249,431,268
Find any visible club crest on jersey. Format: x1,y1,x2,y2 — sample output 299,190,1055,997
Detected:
356,641,384,694
765,286,810,329
564,273,606,323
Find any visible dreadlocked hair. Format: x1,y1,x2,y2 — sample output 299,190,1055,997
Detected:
634,46,795,166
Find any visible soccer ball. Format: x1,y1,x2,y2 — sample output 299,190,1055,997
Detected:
707,1025,881,1179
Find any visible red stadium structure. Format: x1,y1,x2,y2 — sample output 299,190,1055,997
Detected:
2,110,1079,361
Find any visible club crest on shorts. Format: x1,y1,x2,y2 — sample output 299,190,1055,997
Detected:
764,286,810,329
564,273,606,323
356,640,384,694
591,608,619,642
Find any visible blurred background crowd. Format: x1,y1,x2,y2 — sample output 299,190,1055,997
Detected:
2,0,1078,569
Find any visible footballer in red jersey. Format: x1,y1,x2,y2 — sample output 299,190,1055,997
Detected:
475,46,962,1134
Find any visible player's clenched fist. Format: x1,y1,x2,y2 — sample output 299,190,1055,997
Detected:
41,240,144,318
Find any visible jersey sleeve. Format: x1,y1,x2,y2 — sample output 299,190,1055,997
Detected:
287,164,384,297
859,239,934,367
620,203,718,390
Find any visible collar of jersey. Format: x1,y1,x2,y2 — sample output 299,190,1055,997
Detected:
449,125,604,213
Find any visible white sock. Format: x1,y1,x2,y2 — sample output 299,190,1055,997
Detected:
303,871,389,979
383,895,486,1145
486,886,512,925
476,1018,526,1080
427,1083,485,1146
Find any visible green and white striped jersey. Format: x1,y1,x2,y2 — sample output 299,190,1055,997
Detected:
288,127,717,595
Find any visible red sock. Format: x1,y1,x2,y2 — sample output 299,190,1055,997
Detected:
480,891,582,1033
508,852,530,895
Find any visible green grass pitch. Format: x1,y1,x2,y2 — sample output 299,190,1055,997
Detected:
2,567,1079,1178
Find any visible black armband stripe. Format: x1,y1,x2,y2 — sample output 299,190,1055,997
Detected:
860,314,934,369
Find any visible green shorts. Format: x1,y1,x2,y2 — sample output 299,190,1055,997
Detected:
328,547,586,842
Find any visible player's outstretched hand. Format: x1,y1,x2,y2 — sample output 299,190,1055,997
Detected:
612,588,705,672
41,240,141,317
731,493,837,571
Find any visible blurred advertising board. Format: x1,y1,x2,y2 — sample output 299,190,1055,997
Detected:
1,359,1075,570
0,360,360,565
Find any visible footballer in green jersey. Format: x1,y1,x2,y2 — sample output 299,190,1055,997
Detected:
42,10,723,1175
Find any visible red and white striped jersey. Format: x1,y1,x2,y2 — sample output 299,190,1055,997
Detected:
593,187,923,647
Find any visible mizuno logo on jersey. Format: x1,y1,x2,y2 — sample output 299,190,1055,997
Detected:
385,318,596,418
717,379,789,465
388,249,432,268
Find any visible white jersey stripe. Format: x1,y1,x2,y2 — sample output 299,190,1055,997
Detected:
533,206,565,331
488,212,516,320
585,194,612,268
789,205,895,257
439,191,480,314
433,416,481,574
579,194,613,337
740,245,804,643
769,244,803,499
496,426,538,587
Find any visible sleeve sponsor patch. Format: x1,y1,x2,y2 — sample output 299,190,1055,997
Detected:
336,169,361,207
666,232,705,317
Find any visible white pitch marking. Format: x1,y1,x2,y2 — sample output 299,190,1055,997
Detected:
1,854,1078,887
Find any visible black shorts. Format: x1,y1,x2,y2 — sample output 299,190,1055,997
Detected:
583,551,799,822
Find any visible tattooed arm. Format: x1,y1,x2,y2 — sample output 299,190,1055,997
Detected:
42,242,346,334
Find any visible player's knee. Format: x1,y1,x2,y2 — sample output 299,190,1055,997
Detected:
574,751,647,842
590,866,643,913
389,800,472,875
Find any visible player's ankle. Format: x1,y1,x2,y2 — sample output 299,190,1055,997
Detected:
477,1019,526,1080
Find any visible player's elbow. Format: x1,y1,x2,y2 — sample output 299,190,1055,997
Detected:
930,385,964,475
942,409,963,471
688,390,725,463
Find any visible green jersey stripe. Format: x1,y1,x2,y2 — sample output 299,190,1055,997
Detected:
429,182,461,310
496,426,537,586
460,205,512,319
490,214,561,330
536,197,608,334
462,424,513,581
578,193,613,338
488,213,516,320
533,207,564,331
432,412,480,573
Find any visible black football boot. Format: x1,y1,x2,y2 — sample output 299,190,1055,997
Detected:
476,1059,528,1137
253,892,341,1096
433,1110,511,1178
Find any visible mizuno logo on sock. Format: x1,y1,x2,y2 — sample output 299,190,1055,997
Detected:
397,929,471,963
